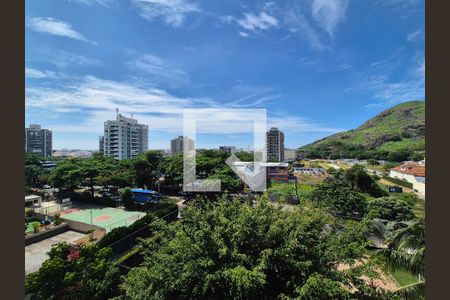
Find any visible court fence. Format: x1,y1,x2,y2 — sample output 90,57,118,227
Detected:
32,202,74,216
103,213,145,232
108,209,179,260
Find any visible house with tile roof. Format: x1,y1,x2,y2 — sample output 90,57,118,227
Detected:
389,163,425,198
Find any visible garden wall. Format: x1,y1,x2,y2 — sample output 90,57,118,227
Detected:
25,223,69,246
60,217,104,234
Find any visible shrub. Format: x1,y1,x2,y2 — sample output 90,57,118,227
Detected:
25,208,35,218
32,222,40,233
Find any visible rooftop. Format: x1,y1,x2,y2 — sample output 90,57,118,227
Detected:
391,163,426,177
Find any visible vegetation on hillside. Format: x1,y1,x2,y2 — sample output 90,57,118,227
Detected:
297,101,425,161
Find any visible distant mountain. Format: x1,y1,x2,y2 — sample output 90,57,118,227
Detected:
297,101,425,162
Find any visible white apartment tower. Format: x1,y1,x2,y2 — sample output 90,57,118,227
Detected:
25,124,52,157
103,110,148,160
266,127,285,162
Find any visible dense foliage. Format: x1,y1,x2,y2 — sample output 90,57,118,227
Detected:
367,197,415,222
336,165,387,198
310,180,367,217
25,243,121,300
120,198,383,299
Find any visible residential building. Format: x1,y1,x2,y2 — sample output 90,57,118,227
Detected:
99,136,104,153
103,110,148,160
389,163,426,184
25,124,52,157
171,136,195,154
25,195,42,207
266,162,289,182
389,163,426,198
266,127,284,162
219,145,237,154
412,176,425,198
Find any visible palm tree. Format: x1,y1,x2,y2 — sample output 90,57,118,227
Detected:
378,218,425,299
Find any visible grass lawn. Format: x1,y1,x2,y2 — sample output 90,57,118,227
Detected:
25,221,40,233
391,268,420,287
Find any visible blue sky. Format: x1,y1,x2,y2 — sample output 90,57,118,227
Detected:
25,0,424,150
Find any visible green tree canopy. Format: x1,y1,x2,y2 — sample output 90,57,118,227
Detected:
336,165,387,198
121,198,376,299
367,197,415,222
310,179,368,217
25,243,120,300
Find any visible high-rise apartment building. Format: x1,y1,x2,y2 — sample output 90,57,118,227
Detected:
171,136,195,154
25,124,52,157
103,110,148,160
99,136,104,153
266,127,284,162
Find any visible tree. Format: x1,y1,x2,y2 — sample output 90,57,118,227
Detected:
121,198,378,299
310,180,367,217
378,219,425,299
234,151,254,162
338,165,387,198
387,148,412,162
162,153,184,187
132,150,164,188
79,163,99,198
120,187,134,210
367,197,415,222
49,159,83,193
411,152,424,162
25,243,121,299
294,273,351,300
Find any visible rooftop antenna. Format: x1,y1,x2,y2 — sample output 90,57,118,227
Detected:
115,107,119,118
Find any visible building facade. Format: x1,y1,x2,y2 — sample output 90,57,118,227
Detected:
103,112,148,160
99,136,104,153
219,145,237,154
389,163,426,198
171,136,195,154
25,124,52,157
266,127,285,162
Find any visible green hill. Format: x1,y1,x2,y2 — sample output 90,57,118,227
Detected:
297,101,425,162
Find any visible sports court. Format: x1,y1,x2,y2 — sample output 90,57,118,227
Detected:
60,204,144,233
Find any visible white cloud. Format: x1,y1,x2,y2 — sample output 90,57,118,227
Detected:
27,17,96,44
283,10,325,50
311,0,349,37
239,31,250,38
407,29,423,42
128,54,189,87
237,11,278,32
363,57,425,107
67,0,114,6
25,67,58,79
53,51,102,68
131,0,201,27
269,116,342,133
26,74,335,137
